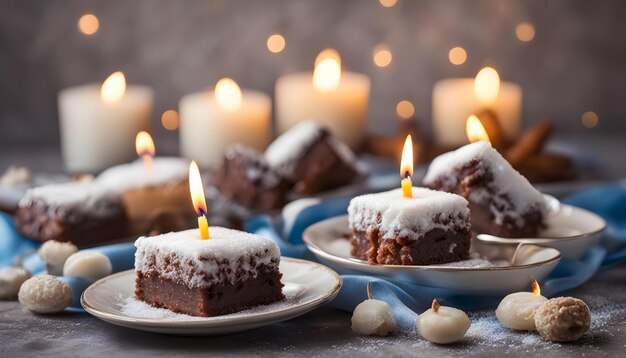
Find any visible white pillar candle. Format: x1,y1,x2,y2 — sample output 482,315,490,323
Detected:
416,299,471,344
496,280,547,331
58,72,153,174
432,67,522,146
275,49,370,150
179,78,271,168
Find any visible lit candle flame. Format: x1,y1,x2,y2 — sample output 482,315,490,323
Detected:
189,160,209,240
101,71,126,103
215,77,242,112
531,278,541,296
466,114,491,143
474,67,500,104
135,131,155,170
313,49,341,92
400,134,413,198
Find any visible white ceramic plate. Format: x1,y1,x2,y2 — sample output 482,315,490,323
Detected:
303,215,561,295
81,257,342,336
476,203,606,259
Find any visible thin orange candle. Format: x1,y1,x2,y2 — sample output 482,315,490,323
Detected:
400,135,413,198
189,160,209,240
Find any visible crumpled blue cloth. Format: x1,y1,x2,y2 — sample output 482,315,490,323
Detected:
1,184,625,321
246,184,626,331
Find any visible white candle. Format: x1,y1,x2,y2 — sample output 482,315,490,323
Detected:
275,49,370,150
351,282,398,336
496,280,547,331
432,67,522,146
416,299,471,344
58,72,153,174
179,78,271,168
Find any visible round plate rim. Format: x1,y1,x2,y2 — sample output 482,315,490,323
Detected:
303,215,562,272
80,257,342,328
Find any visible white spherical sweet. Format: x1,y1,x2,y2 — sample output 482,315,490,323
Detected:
351,299,398,336
38,240,78,275
416,304,471,344
0,267,32,299
496,292,547,331
63,251,112,279
18,275,73,314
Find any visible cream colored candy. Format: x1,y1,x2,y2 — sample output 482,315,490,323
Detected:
18,275,73,313
351,299,398,336
496,292,547,331
63,251,112,279
416,299,471,344
351,282,397,336
534,297,591,342
0,267,32,299
38,240,78,275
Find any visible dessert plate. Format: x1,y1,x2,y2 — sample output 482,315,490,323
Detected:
303,215,561,295
81,257,342,336
476,202,606,259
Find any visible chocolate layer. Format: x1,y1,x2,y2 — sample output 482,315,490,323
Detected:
135,266,285,317
350,226,471,265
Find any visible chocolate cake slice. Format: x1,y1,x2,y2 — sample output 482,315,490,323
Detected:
16,182,127,247
348,187,471,265
213,144,292,211
265,120,360,195
422,141,550,237
134,227,285,317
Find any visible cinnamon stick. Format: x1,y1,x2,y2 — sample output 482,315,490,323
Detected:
505,120,553,167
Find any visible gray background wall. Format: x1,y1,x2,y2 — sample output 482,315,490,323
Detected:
1,0,625,147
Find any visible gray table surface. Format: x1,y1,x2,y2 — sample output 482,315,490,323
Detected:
1,133,625,357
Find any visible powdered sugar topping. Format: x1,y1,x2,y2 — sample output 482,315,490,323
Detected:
97,157,188,193
348,187,470,240
134,227,281,288
265,121,326,171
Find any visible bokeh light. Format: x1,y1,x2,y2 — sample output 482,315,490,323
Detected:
78,14,99,36
266,34,286,53
379,0,398,8
448,47,467,65
373,44,392,68
516,22,535,42
396,100,415,119
581,111,599,128
161,109,180,131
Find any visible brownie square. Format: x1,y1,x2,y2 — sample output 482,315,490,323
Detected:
347,187,471,265
134,227,285,317
423,141,549,237
213,144,291,211
16,182,127,247
265,121,359,195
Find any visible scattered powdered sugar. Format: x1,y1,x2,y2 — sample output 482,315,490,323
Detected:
134,227,281,287
348,187,470,240
422,141,548,226
120,282,302,321
96,157,188,193
265,120,326,174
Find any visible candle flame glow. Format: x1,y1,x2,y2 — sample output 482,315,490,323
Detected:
400,135,413,198
532,278,541,296
135,131,155,169
474,67,500,104
189,160,209,240
215,77,242,112
101,71,126,103
466,114,491,143
313,49,341,92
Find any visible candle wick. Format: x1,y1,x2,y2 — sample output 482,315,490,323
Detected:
367,282,373,300
432,298,440,313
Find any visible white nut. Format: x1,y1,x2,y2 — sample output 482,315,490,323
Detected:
18,275,73,313
0,267,32,299
351,299,398,336
63,251,112,279
38,240,78,276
